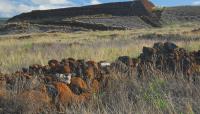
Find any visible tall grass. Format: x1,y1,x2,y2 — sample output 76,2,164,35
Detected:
1,70,200,114
0,28,199,73
0,24,200,113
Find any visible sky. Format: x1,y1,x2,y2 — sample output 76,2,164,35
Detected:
0,0,200,17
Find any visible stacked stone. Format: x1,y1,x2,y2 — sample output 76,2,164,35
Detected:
138,42,196,79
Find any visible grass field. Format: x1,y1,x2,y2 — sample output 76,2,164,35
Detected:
0,22,200,73
1,22,200,114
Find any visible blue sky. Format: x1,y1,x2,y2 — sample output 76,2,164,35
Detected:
0,0,200,17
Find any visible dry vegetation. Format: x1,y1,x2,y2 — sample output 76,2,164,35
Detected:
0,22,199,73
0,22,200,114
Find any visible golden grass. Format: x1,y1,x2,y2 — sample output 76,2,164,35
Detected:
1,22,200,114
0,22,200,73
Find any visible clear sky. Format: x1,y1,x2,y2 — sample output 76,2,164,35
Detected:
0,0,200,17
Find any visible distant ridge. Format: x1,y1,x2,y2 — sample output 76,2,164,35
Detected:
1,1,200,35
8,1,155,22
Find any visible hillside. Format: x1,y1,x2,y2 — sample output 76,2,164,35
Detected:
161,6,200,24
1,1,200,35
8,1,155,22
1,0,160,34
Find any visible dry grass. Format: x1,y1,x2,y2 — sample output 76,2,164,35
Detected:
0,22,199,73
1,70,200,114
0,22,200,113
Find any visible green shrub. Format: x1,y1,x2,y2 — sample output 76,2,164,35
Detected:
143,79,169,110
